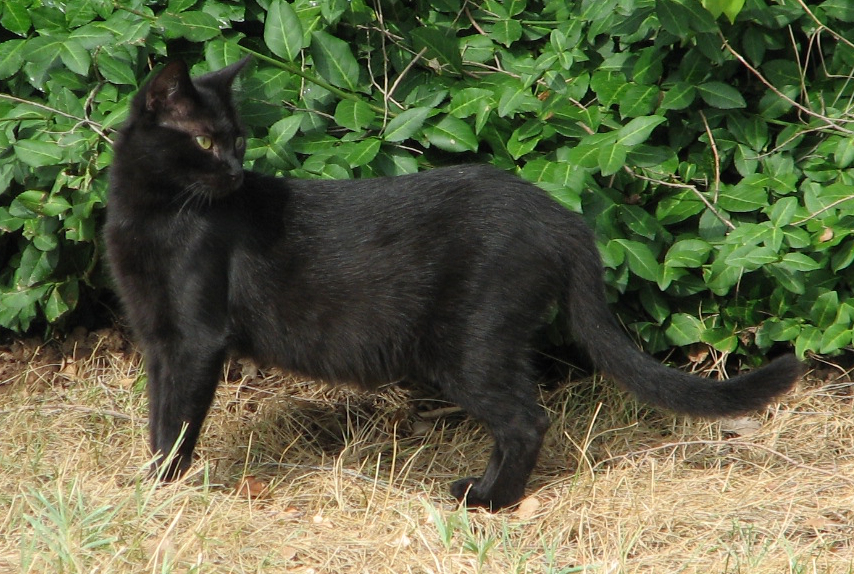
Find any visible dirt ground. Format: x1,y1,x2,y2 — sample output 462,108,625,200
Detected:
1,327,852,573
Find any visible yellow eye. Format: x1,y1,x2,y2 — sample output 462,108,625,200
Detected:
195,135,213,150
235,136,245,149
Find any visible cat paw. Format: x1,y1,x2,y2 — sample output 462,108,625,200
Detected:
450,477,493,509
450,477,526,511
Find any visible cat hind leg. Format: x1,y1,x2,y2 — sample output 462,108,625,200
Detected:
440,368,549,510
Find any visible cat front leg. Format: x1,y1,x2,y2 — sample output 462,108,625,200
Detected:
144,342,225,480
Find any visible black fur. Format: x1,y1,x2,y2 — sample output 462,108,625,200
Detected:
105,59,800,510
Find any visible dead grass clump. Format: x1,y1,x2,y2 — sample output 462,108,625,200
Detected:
1,330,853,573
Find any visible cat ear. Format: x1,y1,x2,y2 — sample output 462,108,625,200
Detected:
197,55,252,89
145,60,198,117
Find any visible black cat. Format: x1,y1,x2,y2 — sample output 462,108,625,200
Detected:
105,58,799,510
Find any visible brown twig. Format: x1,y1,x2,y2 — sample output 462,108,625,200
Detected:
630,170,736,231
0,93,113,144
699,111,721,202
721,37,854,135
792,0,854,52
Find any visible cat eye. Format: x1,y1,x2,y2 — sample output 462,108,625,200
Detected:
235,136,245,149
195,135,213,150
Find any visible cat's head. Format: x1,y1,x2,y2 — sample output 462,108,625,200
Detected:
124,57,251,202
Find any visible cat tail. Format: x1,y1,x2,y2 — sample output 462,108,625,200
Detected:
563,238,801,417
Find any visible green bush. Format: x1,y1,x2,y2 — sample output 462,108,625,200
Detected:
1,0,852,361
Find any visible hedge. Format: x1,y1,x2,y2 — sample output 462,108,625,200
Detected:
1,0,853,362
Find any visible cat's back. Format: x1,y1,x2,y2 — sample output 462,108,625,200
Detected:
279,163,572,230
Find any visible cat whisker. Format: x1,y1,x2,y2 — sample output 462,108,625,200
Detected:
174,182,210,216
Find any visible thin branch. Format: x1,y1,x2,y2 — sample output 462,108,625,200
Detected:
385,47,428,110
792,194,854,225
699,111,721,202
792,0,854,51
720,36,854,134
630,170,736,231
0,93,113,144
236,45,391,117
465,5,488,36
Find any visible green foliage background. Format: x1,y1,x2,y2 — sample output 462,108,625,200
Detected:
1,0,853,361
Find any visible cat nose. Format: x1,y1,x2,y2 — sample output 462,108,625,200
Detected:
227,166,244,186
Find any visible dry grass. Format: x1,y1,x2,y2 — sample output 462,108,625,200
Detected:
1,328,852,573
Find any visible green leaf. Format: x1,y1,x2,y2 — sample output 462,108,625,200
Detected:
410,27,462,73
657,0,718,37
205,39,244,70
760,318,802,343
590,71,630,107
339,138,381,167
507,124,541,159
383,107,432,143
725,245,778,270
269,115,303,147
666,313,704,346
0,39,25,79
424,115,478,153
41,195,72,217
0,207,24,233
660,82,696,110
44,280,79,324
722,0,746,22
14,140,64,168
701,0,745,21
633,48,664,85
717,181,768,212
488,18,523,47
374,148,418,176
656,0,691,37
615,115,666,147
16,243,59,286
834,137,854,169
665,239,712,268
310,30,360,91
701,327,738,353
619,85,659,118
811,291,839,329
818,0,854,22
620,205,661,240
655,190,704,225
820,323,851,354
795,325,821,358
176,11,221,41
832,240,854,272
598,142,627,176
334,100,376,131
697,82,747,109
60,39,91,76
613,239,660,281
766,263,805,295
496,78,538,118
169,0,196,12
767,197,797,226
97,52,137,85
779,253,821,272
2,0,31,36
23,34,65,67
264,0,305,61
449,88,494,118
